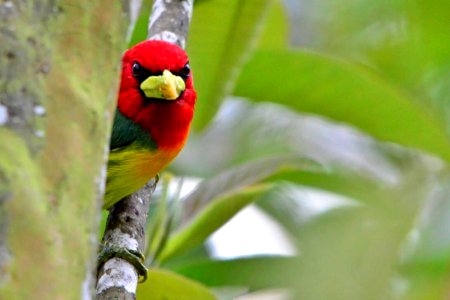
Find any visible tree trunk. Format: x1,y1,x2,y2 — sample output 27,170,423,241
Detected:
0,1,128,298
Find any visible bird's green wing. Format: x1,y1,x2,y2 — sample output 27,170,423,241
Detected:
110,109,157,151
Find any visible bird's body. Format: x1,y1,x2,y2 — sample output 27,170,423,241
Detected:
104,40,196,208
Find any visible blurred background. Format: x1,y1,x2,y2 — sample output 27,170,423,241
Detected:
130,0,450,299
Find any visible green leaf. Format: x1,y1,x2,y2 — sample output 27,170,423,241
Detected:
187,0,273,130
171,256,295,291
401,175,450,268
180,155,322,221
128,0,152,47
255,181,360,235
234,50,450,162
158,184,272,263
258,163,434,239
136,268,217,300
288,203,421,300
145,173,173,263
257,0,289,50
289,0,450,124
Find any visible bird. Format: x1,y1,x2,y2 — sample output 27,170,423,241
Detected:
104,40,196,209
98,40,196,281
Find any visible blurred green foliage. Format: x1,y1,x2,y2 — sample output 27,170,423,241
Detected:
131,0,450,299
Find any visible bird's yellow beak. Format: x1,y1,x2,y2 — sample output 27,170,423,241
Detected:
140,70,185,100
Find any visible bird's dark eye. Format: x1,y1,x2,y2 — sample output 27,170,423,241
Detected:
132,62,144,78
177,63,190,80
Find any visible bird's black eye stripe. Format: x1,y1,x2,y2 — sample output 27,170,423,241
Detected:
132,62,160,83
176,62,191,80
132,61,190,82
132,62,144,77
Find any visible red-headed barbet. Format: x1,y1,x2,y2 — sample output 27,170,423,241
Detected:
105,40,196,209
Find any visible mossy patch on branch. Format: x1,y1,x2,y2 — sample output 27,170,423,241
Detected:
0,0,129,298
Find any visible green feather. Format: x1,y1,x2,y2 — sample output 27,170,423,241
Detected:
110,109,157,151
105,109,158,208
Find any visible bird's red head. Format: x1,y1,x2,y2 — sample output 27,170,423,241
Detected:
118,40,196,149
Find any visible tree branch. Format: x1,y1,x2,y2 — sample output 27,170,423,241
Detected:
96,0,193,299
96,181,156,300
147,0,194,49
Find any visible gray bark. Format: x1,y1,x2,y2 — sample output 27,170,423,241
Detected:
96,182,156,300
147,0,194,49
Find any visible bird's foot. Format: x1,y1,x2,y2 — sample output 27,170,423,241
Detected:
98,244,148,283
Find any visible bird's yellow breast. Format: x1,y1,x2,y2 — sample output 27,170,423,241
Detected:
104,145,180,208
